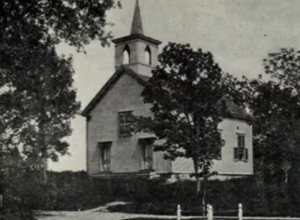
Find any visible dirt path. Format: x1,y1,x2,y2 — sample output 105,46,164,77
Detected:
37,211,180,220
36,202,185,220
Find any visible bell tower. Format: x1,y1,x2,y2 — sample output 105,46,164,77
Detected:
112,0,161,76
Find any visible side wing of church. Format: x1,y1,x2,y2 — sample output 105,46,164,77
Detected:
81,0,253,180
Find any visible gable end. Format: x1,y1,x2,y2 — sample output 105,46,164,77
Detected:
81,66,148,117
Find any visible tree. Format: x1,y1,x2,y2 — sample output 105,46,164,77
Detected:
0,0,118,50
0,0,119,180
0,1,119,217
244,48,300,215
135,43,243,197
0,42,80,181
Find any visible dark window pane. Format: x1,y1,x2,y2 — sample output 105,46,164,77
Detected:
119,113,126,124
119,125,126,136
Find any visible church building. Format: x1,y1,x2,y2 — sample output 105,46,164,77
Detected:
81,0,253,180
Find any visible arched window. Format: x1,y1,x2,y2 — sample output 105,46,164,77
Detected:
123,45,130,64
144,46,151,65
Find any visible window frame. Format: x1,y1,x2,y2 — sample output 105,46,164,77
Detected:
123,45,131,64
234,133,248,162
144,45,152,65
98,142,112,172
139,138,154,171
118,111,133,138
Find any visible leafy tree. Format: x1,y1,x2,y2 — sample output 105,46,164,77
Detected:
0,42,80,180
0,2,119,216
0,0,118,50
0,0,116,219
244,48,300,215
0,0,119,179
135,43,243,196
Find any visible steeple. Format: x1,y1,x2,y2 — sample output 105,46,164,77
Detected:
131,0,143,35
112,0,161,76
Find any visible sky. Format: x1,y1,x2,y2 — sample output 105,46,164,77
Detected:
49,0,300,171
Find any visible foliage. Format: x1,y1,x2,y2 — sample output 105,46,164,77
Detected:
1,169,299,217
135,42,243,192
0,0,118,50
1,151,40,220
107,176,299,217
0,43,80,164
0,0,118,218
0,0,119,167
242,48,300,216
0,0,119,168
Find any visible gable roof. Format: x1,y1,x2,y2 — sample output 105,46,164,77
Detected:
81,67,252,121
131,74,252,121
222,98,252,121
81,66,148,117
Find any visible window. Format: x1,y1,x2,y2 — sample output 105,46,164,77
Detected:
123,45,130,64
237,134,245,148
144,46,151,65
234,134,248,162
98,142,111,172
118,111,134,138
140,139,153,170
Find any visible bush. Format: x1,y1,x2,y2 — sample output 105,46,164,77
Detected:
5,169,300,217
106,176,300,217
33,171,112,211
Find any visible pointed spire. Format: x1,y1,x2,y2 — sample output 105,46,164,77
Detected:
131,0,144,35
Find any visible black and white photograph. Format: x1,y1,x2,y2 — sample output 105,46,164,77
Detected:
1,1,300,220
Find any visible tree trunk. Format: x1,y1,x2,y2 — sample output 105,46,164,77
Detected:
196,176,201,196
0,144,3,212
193,159,201,196
42,157,48,183
39,119,48,184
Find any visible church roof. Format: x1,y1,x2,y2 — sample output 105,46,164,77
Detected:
112,34,161,45
82,67,252,122
222,98,252,121
133,74,252,121
131,0,143,35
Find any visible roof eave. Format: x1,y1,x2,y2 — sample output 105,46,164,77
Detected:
227,113,253,122
112,34,162,45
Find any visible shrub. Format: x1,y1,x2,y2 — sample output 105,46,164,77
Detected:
5,169,300,217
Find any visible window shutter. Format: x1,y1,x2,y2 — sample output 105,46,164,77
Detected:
234,148,238,160
107,147,111,170
242,136,245,148
148,144,153,169
244,148,248,161
148,145,153,159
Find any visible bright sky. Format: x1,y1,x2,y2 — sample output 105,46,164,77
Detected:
49,0,300,171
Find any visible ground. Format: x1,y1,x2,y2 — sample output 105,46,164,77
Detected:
36,201,197,220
